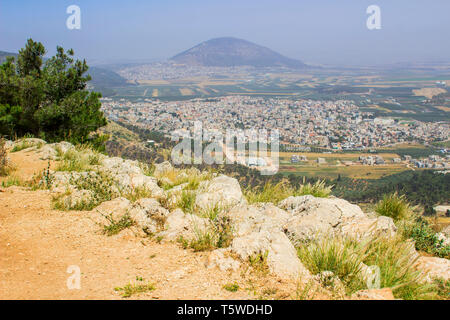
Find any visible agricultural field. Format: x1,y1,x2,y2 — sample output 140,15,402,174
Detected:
279,163,409,179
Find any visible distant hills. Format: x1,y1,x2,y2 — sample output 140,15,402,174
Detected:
171,37,307,69
0,50,129,93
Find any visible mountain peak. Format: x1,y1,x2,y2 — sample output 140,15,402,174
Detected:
171,37,306,69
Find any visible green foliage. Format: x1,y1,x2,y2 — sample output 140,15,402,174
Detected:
433,278,450,300
0,39,107,143
296,179,333,198
333,170,449,209
114,278,156,298
178,215,233,252
400,217,450,259
245,180,293,204
1,175,24,188
375,192,413,222
223,283,239,292
55,145,102,172
52,171,119,211
177,190,196,213
123,186,154,203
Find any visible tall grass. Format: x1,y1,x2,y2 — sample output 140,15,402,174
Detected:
296,179,333,198
245,179,332,205
177,190,196,213
297,235,438,299
55,145,101,172
156,167,211,191
375,192,413,222
11,137,43,153
297,237,366,294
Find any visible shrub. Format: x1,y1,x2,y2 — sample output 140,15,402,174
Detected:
28,161,53,190
53,171,119,211
362,236,427,300
0,39,107,144
295,179,333,198
375,192,413,222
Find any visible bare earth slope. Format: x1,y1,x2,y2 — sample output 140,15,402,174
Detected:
0,150,307,300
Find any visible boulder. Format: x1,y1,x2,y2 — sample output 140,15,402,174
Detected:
153,161,173,177
101,157,142,176
38,142,74,160
206,249,240,272
128,198,170,234
195,175,245,211
226,204,311,280
94,197,131,217
279,195,396,243
157,208,211,241
414,256,450,283
340,216,397,239
91,197,132,224
12,138,46,150
4,140,14,149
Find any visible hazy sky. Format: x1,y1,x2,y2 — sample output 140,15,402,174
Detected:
1,0,449,66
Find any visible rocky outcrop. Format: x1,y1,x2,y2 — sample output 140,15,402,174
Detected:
128,198,170,234
101,157,163,198
38,142,74,160
225,204,312,281
279,195,397,243
195,175,246,211
157,208,211,241
153,161,173,177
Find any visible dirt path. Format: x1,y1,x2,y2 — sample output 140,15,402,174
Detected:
0,150,307,300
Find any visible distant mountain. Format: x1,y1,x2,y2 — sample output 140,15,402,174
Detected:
0,50,129,95
171,37,307,69
0,50,18,62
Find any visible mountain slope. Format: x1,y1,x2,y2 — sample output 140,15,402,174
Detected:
171,37,306,69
